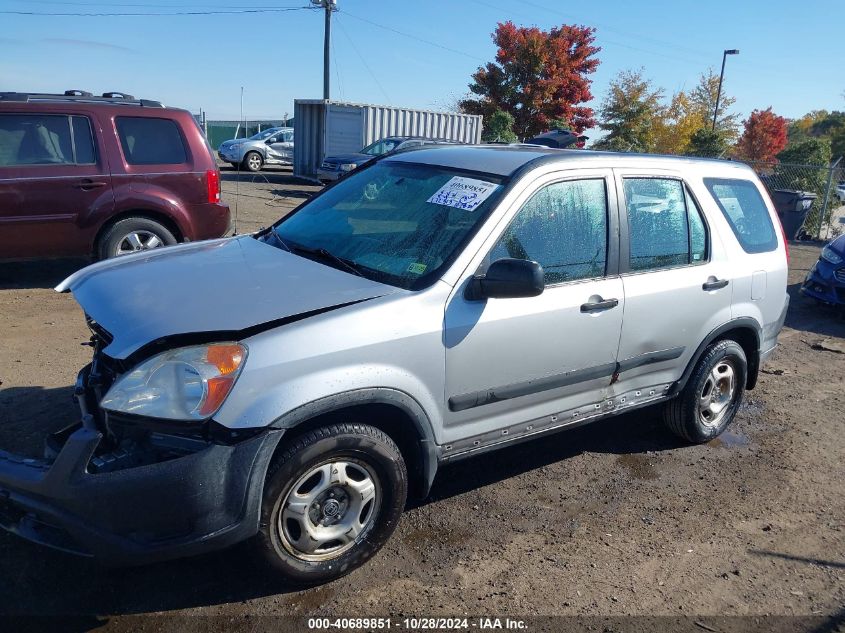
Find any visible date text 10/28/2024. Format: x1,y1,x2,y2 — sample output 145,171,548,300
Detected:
308,618,528,630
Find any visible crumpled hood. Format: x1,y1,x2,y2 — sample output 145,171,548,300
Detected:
57,236,400,360
323,153,374,165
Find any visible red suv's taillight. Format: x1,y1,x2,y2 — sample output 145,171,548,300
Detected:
206,169,220,203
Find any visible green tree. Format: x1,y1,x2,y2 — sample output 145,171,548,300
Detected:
482,109,518,143
690,69,740,143
686,128,729,158
592,69,664,152
775,138,833,238
777,137,832,166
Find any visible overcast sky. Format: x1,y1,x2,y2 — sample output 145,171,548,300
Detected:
1,0,843,138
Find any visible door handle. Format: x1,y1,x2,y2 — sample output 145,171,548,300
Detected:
580,297,619,312
74,179,108,190
702,278,730,291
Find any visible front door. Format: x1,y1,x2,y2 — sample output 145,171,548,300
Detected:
443,171,624,451
0,112,113,258
267,130,294,163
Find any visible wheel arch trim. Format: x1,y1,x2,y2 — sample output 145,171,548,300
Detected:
669,317,762,395
268,388,439,498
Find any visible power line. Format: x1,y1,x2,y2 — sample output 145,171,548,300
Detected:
340,10,485,63
1,6,314,16
336,14,391,105
512,0,714,60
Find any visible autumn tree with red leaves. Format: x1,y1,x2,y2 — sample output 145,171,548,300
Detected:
735,107,788,162
460,21,600,139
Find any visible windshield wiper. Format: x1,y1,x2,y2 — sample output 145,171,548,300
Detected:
288,243,364,277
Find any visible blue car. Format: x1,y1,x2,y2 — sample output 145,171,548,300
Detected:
801,234,845,306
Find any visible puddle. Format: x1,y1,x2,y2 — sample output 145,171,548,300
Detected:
708,430,751,448
616,454,659,480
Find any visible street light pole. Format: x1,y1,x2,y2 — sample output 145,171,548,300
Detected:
312,0,337,100
712,49,739,132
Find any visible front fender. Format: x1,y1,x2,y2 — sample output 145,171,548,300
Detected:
269,387,439,497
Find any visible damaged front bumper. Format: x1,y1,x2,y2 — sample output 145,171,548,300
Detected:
0,366,283,565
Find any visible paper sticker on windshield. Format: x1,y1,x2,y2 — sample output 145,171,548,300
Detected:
427,176,499,211
407,262,427,275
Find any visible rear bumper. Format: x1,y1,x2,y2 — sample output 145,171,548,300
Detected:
0,422,283,565
760,294,790,364
187,202,232,240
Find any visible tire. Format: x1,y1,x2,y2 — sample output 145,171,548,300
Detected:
97,216,177,260
663,339,747,443
242,151,263,172
254,423,407,585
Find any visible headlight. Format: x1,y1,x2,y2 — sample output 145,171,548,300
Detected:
339,163,357,172
101,343,246,421
821,245,843,265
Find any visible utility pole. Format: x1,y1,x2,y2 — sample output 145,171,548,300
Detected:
312,0,337,100
712,49,739,132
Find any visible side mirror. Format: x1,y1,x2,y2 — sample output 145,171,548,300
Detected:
465,258,544,300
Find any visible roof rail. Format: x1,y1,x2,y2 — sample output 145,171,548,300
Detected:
0,91,163,108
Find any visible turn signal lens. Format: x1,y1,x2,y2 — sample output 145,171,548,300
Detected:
206,343,244,375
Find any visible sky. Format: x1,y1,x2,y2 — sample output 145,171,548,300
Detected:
1,0,843,139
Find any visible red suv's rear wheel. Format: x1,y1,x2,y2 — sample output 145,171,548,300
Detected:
97,216,177,259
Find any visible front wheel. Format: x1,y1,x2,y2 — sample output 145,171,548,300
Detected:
254,423,407,585
663,339,747,443
242,151,263,172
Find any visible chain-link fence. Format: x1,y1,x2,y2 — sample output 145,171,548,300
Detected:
744,158,844,241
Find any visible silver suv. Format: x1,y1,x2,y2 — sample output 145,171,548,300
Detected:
0,146,789,585
217,126,294,172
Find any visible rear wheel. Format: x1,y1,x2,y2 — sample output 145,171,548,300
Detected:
97,216,177,259
663,339,747,443
254,423,407,585
243,151,263,172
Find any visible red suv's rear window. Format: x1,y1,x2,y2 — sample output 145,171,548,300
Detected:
116,116,187,165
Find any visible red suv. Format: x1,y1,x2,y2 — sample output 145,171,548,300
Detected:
0,91,231,259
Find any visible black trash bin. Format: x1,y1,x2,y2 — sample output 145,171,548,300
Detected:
770,189,818,240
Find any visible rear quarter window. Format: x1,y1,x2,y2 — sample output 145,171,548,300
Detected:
704,177,778,253
116,116,187,165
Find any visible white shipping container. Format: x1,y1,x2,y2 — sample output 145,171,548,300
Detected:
293,99,483,179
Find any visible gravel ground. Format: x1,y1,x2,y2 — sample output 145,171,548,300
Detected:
0,176,843,631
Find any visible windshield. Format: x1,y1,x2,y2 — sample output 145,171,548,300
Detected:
272,161,505,289
248,128,279,141
361,139,402,156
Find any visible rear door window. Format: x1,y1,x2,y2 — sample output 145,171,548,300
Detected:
116,116,187,165
704,178,777,253
0,114,95,166
623,178,709,271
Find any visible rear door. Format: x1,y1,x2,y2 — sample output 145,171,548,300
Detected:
611,169,733,399
0,111,113,258
443,169,624,449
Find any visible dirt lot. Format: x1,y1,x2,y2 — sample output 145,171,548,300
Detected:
0,172,843,630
